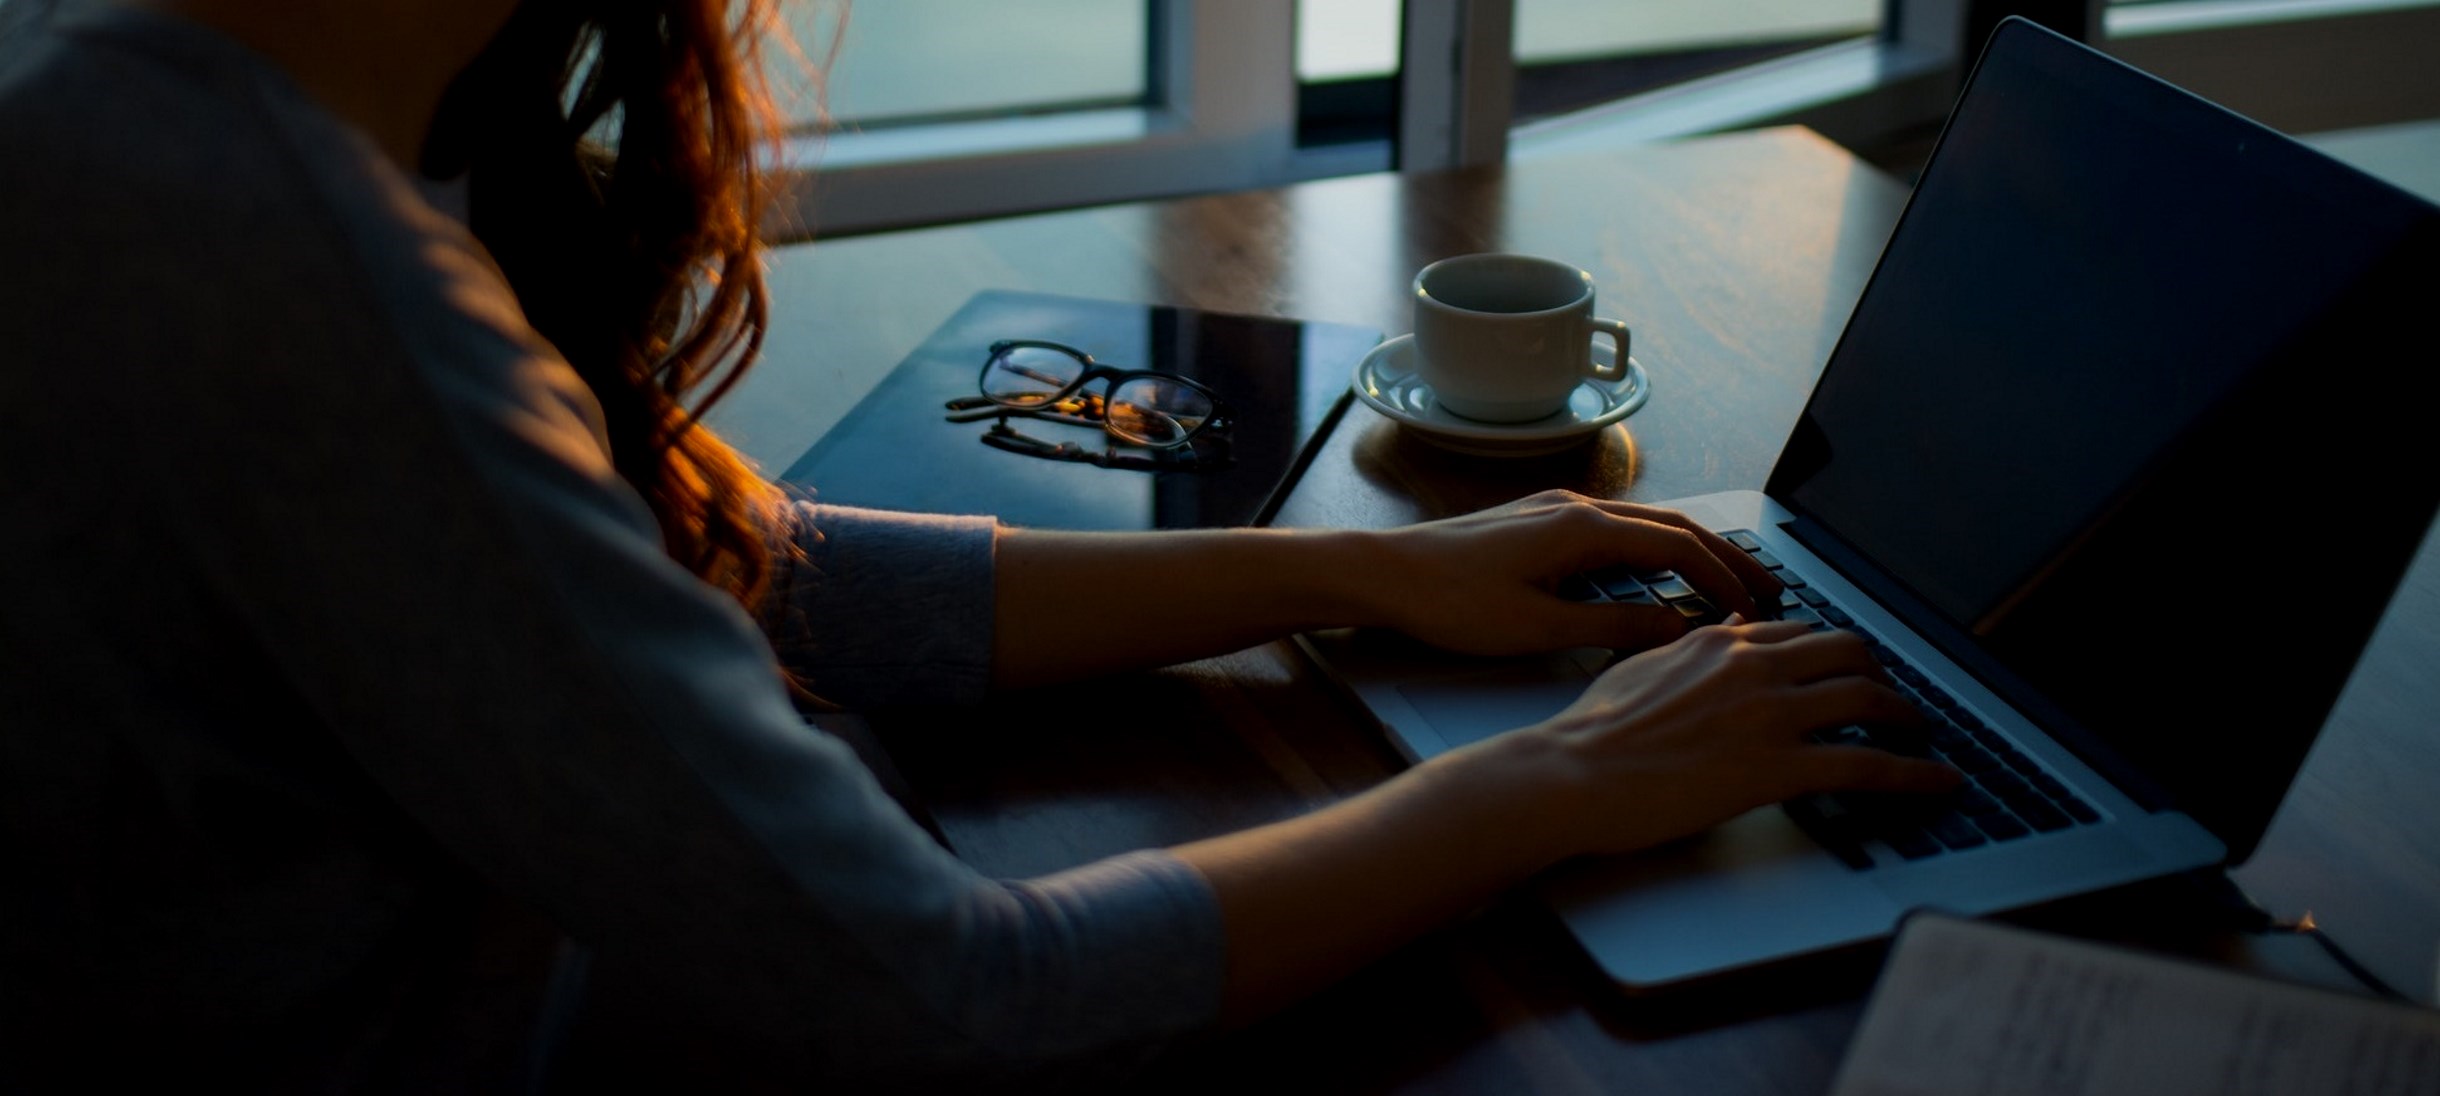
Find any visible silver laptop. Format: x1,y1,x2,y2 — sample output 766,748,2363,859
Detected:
1298,18,2440,993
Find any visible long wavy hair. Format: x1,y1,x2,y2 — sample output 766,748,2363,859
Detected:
422,0,807,609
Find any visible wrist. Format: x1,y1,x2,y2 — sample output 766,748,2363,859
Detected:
1275,526,1406,632
1322,526,1423,632
1413,725,1588,873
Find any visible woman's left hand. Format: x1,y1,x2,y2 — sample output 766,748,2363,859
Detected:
1365,490,1782,657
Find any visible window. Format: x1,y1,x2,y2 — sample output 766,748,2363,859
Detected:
1510,0,2440,178
778,2,1312,238
2099,0,2440,139
1510,0,1880,125
790,0,2437,235
787,0,1148,130
1294,0,1400,146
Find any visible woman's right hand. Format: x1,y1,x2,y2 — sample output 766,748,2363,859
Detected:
1177,616,1960,1025
1491,618,1961,861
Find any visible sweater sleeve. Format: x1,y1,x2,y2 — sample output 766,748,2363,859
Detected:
759,501,999,710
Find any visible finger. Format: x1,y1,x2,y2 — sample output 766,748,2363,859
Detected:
1795,744,1964,797
1720,618,1814,643
1566,601,1691,652
1738,629,1893,688
1589,502,1784,609
1600,517,1766,623
1782,674,1923,732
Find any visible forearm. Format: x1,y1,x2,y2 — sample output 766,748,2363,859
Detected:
991,526,1392,688
1173,729,1579,1025
990,492,1794,689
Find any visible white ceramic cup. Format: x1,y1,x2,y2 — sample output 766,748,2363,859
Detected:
1410,253,1631,423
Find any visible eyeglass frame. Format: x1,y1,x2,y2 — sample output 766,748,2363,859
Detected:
969,339,1235,449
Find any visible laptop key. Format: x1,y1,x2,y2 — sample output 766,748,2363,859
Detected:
1979,770,2038,802
1953,786,2005,815
1587,565,1648,600
1945,748,2002,776
1974,813,2032,841
1882,827,1942,860
2017,801,2072,832
1725,530,1763,553
1858,723,1932,758
1926,813,1989,850
1783,795,1876,871
1674,598,1726,626
1647,577,1696,601
1556,573,1602,602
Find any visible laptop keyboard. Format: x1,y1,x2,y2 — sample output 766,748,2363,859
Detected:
1562,530,2102,871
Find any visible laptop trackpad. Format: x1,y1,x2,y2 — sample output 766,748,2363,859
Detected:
1396,655,1598,750
1540,808,1903,989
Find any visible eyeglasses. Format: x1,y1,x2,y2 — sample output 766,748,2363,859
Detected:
942,340,1236,471
962,340,1232,446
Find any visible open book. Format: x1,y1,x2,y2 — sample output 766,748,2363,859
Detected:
1830,912,2440,1096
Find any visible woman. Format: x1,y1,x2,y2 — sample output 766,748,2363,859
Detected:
0,0,1953,1090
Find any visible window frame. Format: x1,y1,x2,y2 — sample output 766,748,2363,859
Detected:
781,0,2440,238
776,0,1388,239
1512,0,2440,167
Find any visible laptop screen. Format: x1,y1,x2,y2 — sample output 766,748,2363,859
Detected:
1765,19,2440,860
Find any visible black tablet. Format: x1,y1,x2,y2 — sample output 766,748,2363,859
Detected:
781,290,1382,530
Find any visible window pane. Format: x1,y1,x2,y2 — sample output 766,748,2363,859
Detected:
1511,0,1880,123
1514,0,1879,64
1297,0,1401,82
780,0,1148,131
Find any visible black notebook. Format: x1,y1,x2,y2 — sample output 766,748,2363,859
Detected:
781,290,1383,530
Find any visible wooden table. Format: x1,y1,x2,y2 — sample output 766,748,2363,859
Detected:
727,126,2440,1093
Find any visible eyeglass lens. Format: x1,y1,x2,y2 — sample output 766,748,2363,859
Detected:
1104,377,1214,446
979,345,1082,407
982,344,1217,448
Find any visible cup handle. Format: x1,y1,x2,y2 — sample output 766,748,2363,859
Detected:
1587,318,1632,382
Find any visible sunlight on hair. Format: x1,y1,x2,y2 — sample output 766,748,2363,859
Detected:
765,0,842,137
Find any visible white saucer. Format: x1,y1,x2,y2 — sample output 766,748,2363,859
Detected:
1350,334,1649,457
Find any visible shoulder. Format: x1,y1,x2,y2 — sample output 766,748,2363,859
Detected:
0,8,336,260
0,7,605,465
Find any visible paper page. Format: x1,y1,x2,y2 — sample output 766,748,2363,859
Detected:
1830,913,2440,1096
